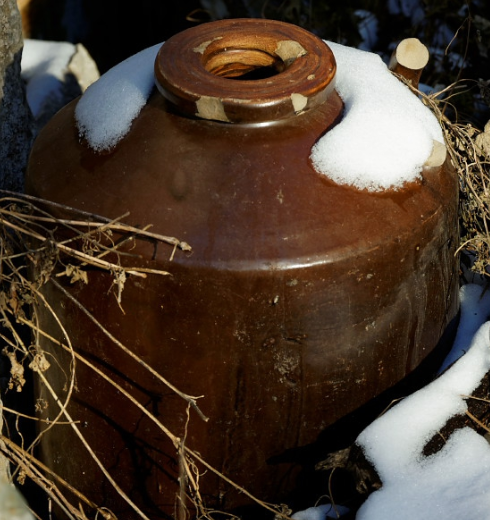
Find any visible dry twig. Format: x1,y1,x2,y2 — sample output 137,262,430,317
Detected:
0,192,291,520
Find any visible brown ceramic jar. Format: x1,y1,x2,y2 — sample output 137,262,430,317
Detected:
25,18,459,519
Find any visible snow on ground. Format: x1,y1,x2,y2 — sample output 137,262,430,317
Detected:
21,39,76,118
292,504,350,520
354,10,378,51
73,37,442,191
0,481,34,520
21,39,99,127
387,0,425,25
355,285,490,520
293,284,490,520
439,284,490,373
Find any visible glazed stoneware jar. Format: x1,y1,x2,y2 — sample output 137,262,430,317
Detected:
26,18,459,519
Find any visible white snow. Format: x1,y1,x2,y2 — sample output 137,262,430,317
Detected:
430,46,465,74
21,39,76,117
292,284,490,520
355,10,378,51
75,43,161,151
0,482,35,520
311,42,444,190
353,283,490,520
438,283,490,373
357,427,490,520
292,504,350,520
73,39,442,191
432,23,457,48
387,0,425,25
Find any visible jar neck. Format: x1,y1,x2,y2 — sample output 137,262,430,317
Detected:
154,18,337,124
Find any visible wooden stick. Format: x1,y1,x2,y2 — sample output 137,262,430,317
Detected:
423,140,447,168
389,38,429,89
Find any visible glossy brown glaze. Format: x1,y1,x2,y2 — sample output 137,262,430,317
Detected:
26,18,459,519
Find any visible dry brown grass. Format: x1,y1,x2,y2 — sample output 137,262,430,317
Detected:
414,80,490,279
0,191,296,520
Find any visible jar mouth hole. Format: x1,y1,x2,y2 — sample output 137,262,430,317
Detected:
204,48,287,80
155,18,337,123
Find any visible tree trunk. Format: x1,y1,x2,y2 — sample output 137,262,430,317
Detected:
0,0,34,192
0,2,36,516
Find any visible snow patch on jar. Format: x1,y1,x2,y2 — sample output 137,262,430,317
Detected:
75,43,161,152
74,39,445,192
310,41,445,191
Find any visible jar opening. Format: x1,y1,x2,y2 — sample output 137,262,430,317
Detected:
204,48,286,80
155,19,337,123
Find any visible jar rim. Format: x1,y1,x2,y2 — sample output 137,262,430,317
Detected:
154,18,337,124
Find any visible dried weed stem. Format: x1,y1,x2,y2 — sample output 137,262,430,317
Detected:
0,192,289,520
404,79,490,278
